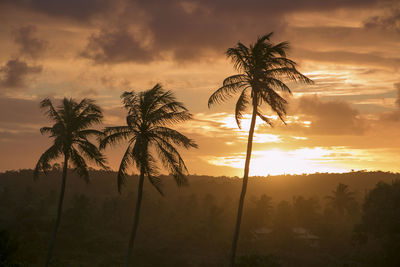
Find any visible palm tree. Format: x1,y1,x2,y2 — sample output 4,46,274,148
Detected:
326,183,356,215
208,32,313,266
34,98,107,267
100,84,197,267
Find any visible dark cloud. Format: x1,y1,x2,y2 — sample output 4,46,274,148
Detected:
81,27,155,64
1,0,114,22
3,0,393,64
295,95,367,135
13,25,48,58
0,59,42,89
364,8,400,33
2,0,382,22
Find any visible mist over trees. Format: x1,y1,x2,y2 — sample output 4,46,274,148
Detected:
0,169,399,266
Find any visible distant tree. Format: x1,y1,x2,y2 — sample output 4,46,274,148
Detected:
208,32,313,266
246,194,273,231
255,194,273,226
273,200,294,233
292,196,320,229
326,183,356,215
357,180,400,266
34,98,107,267
100,84,197,267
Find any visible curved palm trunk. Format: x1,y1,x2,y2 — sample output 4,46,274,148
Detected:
125,169,145,267
45,154,68,267
229,101,258,267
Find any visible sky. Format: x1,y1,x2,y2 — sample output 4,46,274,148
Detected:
0,0,400,177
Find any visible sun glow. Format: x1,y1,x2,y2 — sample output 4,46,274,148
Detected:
206,147,353,176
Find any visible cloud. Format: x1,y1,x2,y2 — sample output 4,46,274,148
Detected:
364,7,400,33
294,95,367,135
3,0,397,64
380,83,400,122
296,49,400,69
13,25,48,58
0,59,42,89
1,0,114,22
2,0,383,22
80,27,155,64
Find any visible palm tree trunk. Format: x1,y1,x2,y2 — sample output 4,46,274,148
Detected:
125,169,145,267
45,154,68,267
229,101,258,267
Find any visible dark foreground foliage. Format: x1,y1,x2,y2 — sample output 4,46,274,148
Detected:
0,169,399,266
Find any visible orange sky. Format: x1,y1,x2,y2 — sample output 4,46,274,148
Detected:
0,0,400,176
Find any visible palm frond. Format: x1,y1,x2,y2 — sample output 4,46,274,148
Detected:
259,88,288,123
256,109,273,127
76,140,108,170
226,44,250,72
154,139,188,187
223,74,248,86
147,174,164,196
152,127,198,149
40,98,61,122
265,67,314,84
235,89,250,128
70,148,89,183
33,144,62,179
208,81,248,107
151,110,193,126
78,129,104,139
100,126,134,149
40,127,55,136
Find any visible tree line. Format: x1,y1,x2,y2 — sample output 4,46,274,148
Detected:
1,169,400,266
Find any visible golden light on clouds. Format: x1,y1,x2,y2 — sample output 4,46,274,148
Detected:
0,0,399,175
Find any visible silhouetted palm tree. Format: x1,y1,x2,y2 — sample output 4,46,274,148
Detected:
34,98,107,267
208,32,313,266
326,183,355,215
100,84,197,267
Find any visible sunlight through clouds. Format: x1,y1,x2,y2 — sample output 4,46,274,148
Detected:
203,146,398,176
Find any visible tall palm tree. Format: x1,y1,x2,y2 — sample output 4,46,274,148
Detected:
326,183,355,215
208,32,313,266
34,98,107,267
100,84,197,267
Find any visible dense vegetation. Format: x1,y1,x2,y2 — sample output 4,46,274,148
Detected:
1,169,399,266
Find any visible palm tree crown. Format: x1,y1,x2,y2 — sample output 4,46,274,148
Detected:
34,98,107,180
326,183,356,214
208,32,313,127
100,83,198,193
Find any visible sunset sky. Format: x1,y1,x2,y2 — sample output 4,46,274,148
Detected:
0,0,400,176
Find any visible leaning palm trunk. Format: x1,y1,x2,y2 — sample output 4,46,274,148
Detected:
230,99,257,267
45,154,68,267
125,169,145,267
